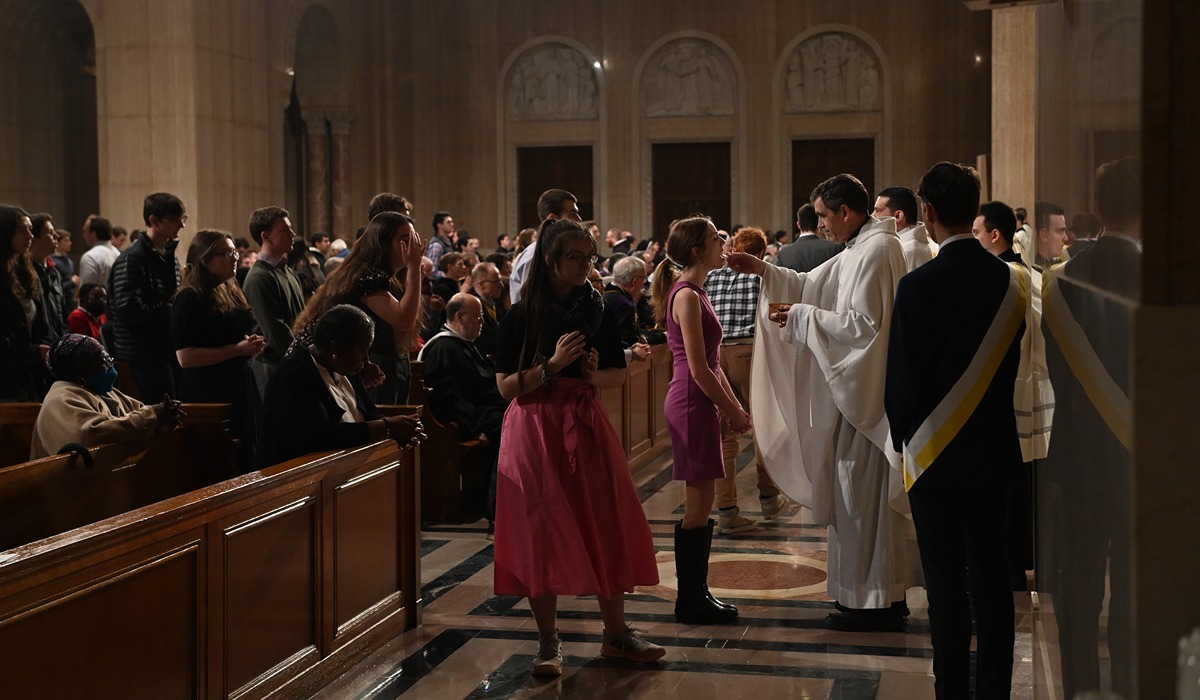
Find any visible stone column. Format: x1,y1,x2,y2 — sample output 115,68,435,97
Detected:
327,109,355,239
991,6,1036,210
302,110,330,235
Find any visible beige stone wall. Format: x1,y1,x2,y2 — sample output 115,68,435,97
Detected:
361,0,992,241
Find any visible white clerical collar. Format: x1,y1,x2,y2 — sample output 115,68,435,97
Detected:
939,233,976,247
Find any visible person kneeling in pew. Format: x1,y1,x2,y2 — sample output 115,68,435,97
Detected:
31,334,185,459
258,304,425,468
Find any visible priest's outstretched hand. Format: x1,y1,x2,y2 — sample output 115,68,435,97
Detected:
725,251,765,276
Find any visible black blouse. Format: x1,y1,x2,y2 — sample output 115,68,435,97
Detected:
495,295,626,378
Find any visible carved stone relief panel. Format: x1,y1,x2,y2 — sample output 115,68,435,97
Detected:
506,44,598,121
642,39,736,117
784,33,881,113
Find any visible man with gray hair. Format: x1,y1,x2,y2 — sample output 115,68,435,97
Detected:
602,256,655,363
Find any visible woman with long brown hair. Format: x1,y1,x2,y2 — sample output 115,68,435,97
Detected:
651,215,751,625
493,218,664,677
293,212,424,403
170,229,265,471
0,204,51,401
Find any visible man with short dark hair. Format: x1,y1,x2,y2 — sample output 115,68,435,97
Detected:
1041,158,1139,700
606,227,635,255
51,228,77,315
108,193,185,400
418,293,510,526
972,200,1021,262
427,212,457,278
309,232,331,267
79,215,119,288
1034,201,1068,268
243,206,306,394
874,186,934,271
368,192,412,220
509,189,582,304
728,172,919,633
886,162,1025,699
776,203,843,273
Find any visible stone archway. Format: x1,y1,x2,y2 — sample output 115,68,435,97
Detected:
0,0,99,247
291,3,352,239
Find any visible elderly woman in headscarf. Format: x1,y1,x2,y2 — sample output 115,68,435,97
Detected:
30,334,184,458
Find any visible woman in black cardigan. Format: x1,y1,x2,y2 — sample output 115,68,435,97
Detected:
258,304,424,468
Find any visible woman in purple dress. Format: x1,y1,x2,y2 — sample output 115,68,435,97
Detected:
652,216,751,624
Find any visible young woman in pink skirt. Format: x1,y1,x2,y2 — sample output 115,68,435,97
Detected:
494,218,665,677
651,216,751,624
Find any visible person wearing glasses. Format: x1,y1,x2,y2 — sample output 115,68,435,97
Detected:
464,261,505,357
170,230,265,472
493,218,664,677
108,192,186,401
31,333,184,459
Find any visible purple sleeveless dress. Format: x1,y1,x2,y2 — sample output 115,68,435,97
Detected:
665,280,726,481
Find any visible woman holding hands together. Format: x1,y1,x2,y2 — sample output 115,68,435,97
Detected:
652,216,751,625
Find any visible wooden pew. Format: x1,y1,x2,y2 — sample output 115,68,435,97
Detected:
0,402,39,469
405,361,493,524
0,404,236,551
0,436,421,698
603,343,674,469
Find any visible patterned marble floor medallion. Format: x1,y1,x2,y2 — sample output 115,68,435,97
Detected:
651,551,829,600
316,437,1040,699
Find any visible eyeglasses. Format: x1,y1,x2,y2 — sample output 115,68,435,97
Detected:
563,251,599,266
99,351,115,371
211,250,239,261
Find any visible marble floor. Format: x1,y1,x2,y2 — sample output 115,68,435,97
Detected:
317,441,1046,699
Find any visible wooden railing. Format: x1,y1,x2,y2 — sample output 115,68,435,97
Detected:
0,419,422,698
602,343,673,469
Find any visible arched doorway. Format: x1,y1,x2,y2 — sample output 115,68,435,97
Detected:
0,0,99,250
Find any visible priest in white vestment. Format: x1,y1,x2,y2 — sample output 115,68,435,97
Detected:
874,186,934,271
728,174,922,632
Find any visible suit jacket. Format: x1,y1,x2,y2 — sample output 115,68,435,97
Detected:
611,238,634,256
258,345,382,468
885,236,1024,490
775,234,844,273
470,289,504,358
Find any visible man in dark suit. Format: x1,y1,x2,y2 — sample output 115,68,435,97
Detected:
775,203,843,273
972,200,1023,265
1041,158,1139,699
468,261,505,357
885,162,1025,700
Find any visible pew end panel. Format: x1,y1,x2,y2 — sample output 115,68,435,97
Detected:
0,439,421,699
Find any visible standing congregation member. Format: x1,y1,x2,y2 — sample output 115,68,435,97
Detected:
78,215,119,289
425,211,457,278
728,173,921,632
171,230,266,472
108,193,185,400
652,216,749,623
493,218,663,677
242,207,306,394
508,190,581,304
29,214,65,345
776,203,843,274
51,228,77,316
0,205,51,401
704,226,790,534
293,212,424,404
885,162,1026,699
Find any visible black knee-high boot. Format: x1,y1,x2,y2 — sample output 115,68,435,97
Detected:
674,519,739,624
